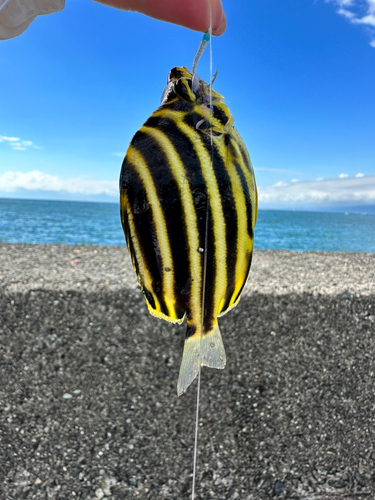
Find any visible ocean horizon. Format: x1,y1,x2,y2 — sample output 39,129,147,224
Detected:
1,197,374,253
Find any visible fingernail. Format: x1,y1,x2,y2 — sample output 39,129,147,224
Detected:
209,0,226,36
212,11,226,36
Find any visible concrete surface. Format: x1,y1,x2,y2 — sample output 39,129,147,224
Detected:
0,243,374,500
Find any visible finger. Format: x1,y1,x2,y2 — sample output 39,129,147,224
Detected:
94,0,226,36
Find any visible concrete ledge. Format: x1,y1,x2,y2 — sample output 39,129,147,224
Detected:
0,244,374,499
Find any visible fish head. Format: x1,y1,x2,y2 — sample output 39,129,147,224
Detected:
160,66,234,137
161,66,224,106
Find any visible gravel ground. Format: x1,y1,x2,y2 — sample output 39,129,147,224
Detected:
0,243,374,500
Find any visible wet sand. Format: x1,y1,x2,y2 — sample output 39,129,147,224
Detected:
0,243,374,499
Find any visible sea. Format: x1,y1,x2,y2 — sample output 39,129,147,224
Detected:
0,198,374,253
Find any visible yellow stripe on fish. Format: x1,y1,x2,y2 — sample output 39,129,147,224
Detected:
120,66,258,395
173,118,228,321
140,125,202,331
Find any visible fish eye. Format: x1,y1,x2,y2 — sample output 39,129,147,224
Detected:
196,118,223,138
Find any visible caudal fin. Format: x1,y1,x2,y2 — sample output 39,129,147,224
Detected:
177,323,226,396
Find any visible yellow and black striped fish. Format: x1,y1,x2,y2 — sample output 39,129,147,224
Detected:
120,66,257,395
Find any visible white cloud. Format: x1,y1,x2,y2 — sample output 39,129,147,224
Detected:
254,166,298,173
291,178,299,183
273,181,288,187
317,177,324,181
338,7,356,18
327,0,375,45
0,136,19,142
0,135,41,151
259,175,375,205
335,0,355,6
339,173,349,178
0,170,118,197
112,152,125,157
2,170,374,206
358,13,375,25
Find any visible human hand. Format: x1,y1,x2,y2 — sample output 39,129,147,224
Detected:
94,0,226,36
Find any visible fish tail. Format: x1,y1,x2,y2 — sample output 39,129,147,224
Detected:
177,323,226,396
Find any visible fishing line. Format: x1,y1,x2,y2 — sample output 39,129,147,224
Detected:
191,8,214,500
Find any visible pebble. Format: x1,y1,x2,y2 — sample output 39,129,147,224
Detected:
274,480,284,495
95,488,104,499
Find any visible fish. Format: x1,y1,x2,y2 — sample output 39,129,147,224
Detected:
119,65,257,396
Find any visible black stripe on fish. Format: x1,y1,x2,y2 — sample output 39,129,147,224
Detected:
213,104,229,127
120,154,169,317
147,115,221,335
202,206,217,334
200,132,238,319
131,130,189,320
226,135,254,241
162,100,195,113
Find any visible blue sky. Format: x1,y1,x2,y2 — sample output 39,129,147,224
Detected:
1,0,374,210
